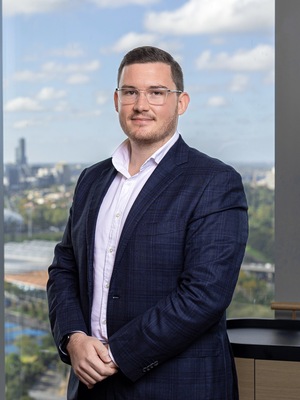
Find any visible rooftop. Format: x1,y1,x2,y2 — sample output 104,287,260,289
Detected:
4,240,56,290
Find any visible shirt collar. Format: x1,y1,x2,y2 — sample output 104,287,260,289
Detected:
112,131,179,175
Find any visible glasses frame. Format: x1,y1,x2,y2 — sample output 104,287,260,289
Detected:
115,87,183,105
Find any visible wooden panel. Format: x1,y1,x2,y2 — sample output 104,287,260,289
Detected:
256,360,300,400
235,358,255,400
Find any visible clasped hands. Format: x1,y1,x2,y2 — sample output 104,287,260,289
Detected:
66,332,118,389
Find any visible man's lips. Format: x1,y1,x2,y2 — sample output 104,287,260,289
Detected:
131,115,153,121
131,116,154,124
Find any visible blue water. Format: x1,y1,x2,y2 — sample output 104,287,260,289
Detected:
5,322,48,354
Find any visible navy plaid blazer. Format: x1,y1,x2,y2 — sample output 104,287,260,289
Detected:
47,135,248,400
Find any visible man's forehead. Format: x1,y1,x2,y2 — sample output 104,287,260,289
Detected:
119,63,172,83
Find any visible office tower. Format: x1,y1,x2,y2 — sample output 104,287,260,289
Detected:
16,138,27,166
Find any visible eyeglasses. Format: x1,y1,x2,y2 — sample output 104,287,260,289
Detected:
115,87,182,105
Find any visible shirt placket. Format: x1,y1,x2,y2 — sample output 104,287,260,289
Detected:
99,177,135,338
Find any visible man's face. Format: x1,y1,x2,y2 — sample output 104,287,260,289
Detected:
114,62,189,147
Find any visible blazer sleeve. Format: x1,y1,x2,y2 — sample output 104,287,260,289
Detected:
108,168,248,381
47,169,90,364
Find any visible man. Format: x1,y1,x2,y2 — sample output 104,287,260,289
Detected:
47,46,248,400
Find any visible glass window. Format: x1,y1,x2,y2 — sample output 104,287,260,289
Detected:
3,1,275,397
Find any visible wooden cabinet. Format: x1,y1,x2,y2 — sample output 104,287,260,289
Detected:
227,319,300,400
235,358,300,400
235,358,254,400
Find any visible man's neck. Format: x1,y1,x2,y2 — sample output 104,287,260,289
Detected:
127,132,177,176
128,142,157,176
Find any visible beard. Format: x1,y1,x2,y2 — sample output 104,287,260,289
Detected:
120,109,179,146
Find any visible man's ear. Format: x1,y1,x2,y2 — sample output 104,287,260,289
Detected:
114,91,119,112
177,92,190,116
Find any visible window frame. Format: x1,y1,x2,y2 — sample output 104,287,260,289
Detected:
274,0,300,310
1,0,5,396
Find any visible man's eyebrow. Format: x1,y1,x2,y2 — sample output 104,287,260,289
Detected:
149,85,168,89
119,85,137,89
120,85,169,89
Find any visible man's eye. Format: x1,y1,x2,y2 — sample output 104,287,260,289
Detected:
124,90,136,96
150,90,164,96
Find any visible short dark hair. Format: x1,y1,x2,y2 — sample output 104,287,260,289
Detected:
117,46,184,91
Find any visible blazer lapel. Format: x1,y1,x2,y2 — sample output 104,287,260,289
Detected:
115,136,189,265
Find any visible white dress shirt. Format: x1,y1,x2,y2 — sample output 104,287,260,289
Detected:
91,131,179,343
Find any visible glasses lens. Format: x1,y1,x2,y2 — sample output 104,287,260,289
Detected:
146,89,167,105
117,88,171,105
118,89,138,104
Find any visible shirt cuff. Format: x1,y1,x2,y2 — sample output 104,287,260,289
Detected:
108,345,118,367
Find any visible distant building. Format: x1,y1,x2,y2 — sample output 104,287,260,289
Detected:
5,164,20,189
55,162,71,185
16,137,27,166
255,167,275,190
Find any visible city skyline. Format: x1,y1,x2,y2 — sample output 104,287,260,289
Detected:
4,0,275,166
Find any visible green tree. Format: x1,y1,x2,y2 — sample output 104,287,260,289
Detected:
244,184,274,263
5,353,34,400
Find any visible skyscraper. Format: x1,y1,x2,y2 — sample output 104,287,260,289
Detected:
15,138,27,166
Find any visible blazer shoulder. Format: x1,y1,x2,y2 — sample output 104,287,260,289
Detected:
178,140,239,178
76,157,113,185
191,148,235,171
80,157,113,178
72,158,115,201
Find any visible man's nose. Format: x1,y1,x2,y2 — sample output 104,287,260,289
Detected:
133,91,150,111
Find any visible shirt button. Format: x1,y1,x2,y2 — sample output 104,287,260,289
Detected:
109,248,113,253
105,282,109,288
116,213,121,218
102,320,106,325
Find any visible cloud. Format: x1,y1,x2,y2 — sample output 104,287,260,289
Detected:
3,0,73,16
5,97,43,112
108,33,182,60
76,109,102,118
54,101,70,112
13,119,39,129
5,88,67,114
206,96,227,107
42,60,100,74
14,70,46,82
263,69,275,85
66,74,90,84
96,92,109,105
144,0,274,35
229,74,249,92
88,0,158,7
3,0,158,15
49,43,85,58
111,32,159,53
196,45,274,72
36,87,67,100
13,60,100,83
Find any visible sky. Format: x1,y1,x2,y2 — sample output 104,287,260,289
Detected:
3,0,275,167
